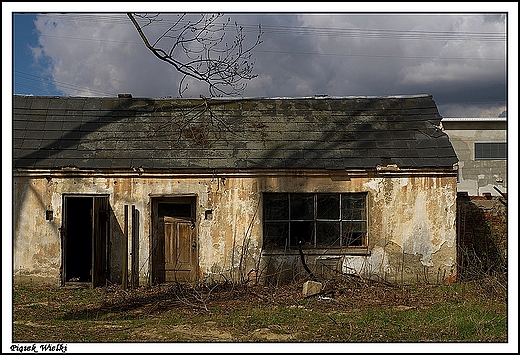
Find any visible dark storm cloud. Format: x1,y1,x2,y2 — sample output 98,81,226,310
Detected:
24,12,509,118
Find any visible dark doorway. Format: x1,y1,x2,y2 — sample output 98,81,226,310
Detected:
62,195,110,287
64,197,92,282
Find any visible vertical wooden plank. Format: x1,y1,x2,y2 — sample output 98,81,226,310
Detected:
131,205,139,288
91,198,96,288
60,196,68,286
93,196,109,287
123,205,128,289
130,206,135,289
105,202,111,283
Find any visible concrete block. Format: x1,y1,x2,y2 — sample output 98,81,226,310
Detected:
302,280,322,297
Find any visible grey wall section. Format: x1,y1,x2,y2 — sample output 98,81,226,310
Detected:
442,119,507,196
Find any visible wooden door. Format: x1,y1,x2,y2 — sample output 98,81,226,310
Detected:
162,217,196,282
92,196,109,287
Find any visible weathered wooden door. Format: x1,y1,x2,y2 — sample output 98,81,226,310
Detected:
162,217,196,282
152,196,198,284
92,196,110,287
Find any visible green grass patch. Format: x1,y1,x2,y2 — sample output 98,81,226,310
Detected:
11,280,508,343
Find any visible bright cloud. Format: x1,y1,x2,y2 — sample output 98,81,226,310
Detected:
22,12,509,118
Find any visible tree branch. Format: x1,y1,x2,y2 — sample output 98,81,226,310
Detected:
127,13,263,97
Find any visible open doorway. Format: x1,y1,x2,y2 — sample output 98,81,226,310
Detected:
61,195,110,287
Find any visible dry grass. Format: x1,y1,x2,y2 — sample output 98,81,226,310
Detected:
11,275,508,347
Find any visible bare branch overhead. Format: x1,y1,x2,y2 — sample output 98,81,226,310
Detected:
127,13,263,97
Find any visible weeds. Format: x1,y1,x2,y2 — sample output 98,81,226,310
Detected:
10,198,509,343
457,195,507,282
11,275,507,343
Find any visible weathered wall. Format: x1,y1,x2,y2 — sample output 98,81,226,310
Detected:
13,173,457,286
259,175,458,285
358,175,457,284
13,178,62,285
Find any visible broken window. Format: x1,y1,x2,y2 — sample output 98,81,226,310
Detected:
263,192,368,250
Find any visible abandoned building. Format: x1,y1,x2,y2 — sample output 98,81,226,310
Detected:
441,116,507,197
13,94,459,287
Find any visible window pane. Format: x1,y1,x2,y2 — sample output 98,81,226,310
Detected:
290,221,314,247
317,194,340,219
316,221,340,247
264,193,289,220
498,143,507,158
342,194,366,220
344,232,364,246
475,142,507,160
290,194,314,220
264,222,289,248
342,221,366,246
263,192,368,250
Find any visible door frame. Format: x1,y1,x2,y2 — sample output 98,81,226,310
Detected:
61,194,110,287
150,194,198,284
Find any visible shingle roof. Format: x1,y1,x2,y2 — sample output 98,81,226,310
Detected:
13,94,458,170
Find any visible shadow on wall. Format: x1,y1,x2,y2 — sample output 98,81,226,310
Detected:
456,193,507,281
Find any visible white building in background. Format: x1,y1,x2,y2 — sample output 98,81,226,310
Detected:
441,117,507,197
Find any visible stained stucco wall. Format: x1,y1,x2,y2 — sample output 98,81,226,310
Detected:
13,173,457,286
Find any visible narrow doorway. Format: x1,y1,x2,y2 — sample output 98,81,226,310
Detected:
61,195,109,287
151,196,198,284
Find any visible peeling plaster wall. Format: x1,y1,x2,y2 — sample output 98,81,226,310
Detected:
13,175,262,286
357,176,457,283
13,173,457,286
13,178,62,286
259,175,457,284
203,178,262,282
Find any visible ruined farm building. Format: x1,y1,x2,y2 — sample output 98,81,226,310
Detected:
13,94,458,287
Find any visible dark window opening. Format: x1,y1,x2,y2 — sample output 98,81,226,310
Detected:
290,194,314,220
291,221,314,247
474,142,507,160
264,194,289,220
316,221,340,247
263,192,368,250
158,202,192,218
264,222,289,249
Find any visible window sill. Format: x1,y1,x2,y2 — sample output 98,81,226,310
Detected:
262,248,370,257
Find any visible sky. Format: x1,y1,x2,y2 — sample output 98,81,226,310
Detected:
5,3,518,120
3,3,519,354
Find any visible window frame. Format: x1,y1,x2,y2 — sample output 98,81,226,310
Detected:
474,142,507,160
262,192,369,252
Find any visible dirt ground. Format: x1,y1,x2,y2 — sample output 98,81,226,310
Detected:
11,276,508,346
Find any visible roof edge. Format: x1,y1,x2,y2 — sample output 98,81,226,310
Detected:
13,93,434,101
442,117,507,121
13,167,458,179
